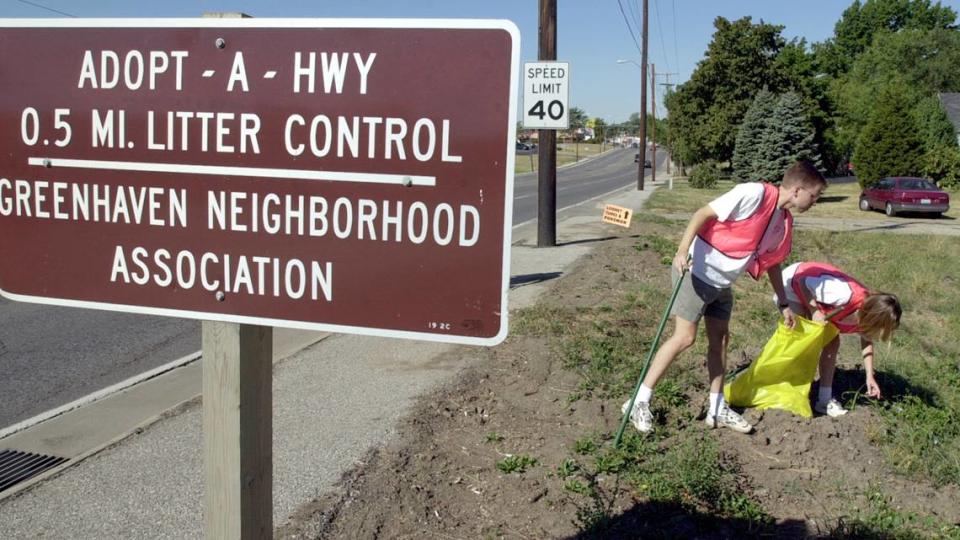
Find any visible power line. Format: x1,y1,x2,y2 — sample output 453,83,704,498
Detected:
672,0,680,81
652,0,671,74
627,0,643,36
15,0,77,17
616,0,642,52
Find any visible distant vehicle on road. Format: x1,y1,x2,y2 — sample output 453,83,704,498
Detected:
859,177,950,217
516,141,537,152
633,153,652,168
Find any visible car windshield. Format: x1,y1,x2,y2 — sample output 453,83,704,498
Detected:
899,179,938,190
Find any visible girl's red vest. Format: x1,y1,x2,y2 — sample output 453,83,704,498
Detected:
790,262,869,333
697,183,793,280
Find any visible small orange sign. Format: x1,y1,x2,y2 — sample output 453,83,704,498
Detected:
602,204,633,228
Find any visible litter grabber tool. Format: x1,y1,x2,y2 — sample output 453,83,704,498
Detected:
614,260,689,447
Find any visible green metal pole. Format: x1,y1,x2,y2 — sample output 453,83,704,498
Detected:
614,266,688,447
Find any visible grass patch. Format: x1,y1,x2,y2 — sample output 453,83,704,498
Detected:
644,178,959,221
514,143,615,174
784,231,960,486
831,487,960,539
544,186,960,534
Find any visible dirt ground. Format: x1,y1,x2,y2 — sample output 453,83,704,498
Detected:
276,228,960,539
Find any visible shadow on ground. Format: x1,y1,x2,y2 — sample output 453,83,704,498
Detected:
510,272,563,288
828,367,939,408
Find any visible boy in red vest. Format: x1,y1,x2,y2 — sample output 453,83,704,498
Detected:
623,160,827,434
781,261,902,416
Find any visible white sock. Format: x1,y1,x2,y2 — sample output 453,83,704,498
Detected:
818,386,833,404
708,392,723,418
637,384,653,404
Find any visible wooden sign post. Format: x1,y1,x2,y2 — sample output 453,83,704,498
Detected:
202,322,272,538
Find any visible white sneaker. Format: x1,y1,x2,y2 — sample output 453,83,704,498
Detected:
621,399,654,433
815,399,848,417
705,404,753,434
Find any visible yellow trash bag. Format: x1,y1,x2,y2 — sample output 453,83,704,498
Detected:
724,317,839,417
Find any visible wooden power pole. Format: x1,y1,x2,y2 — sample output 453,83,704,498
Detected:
537,0,557,247
651,62,656,185
637,0,649,191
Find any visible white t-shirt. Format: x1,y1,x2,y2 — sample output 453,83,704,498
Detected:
781,262,854,307
688,183,786,288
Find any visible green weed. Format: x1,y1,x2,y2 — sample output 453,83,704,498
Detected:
557,458,580,478
573,436,599,455
634,234,677,259
485,432,504,443
496,454,538,474
563,478,591,496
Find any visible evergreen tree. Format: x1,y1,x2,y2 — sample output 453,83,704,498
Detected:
732,89,777,182
761,91,823,181
853,87,926,186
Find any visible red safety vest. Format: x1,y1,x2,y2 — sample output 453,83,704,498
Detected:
697,182,793,280
791,262,869,334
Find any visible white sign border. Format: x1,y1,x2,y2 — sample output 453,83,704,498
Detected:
0,17,519,347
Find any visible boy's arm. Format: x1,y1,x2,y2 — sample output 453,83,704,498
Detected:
861,337,881,398
765,264,796,328
673,204,716,272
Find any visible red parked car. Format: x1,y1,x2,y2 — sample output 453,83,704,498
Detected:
859,177,950,217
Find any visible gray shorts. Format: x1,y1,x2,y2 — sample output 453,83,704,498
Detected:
670,268,734,323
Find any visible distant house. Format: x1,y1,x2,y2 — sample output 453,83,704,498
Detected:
938,93,960,147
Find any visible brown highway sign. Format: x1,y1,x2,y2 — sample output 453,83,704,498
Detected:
0,19,519,345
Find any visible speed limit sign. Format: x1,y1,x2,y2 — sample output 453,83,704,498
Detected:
522,61,569,129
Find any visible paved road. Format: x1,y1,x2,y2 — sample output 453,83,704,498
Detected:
513,146,666,225
0,147,655,429
0,301,199,428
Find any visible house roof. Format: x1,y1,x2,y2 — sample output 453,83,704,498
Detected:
939,93,960,134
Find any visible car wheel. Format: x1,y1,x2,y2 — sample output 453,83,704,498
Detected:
859,198,870,211
885,203,896,217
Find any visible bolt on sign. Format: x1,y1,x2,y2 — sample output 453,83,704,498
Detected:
0,19,519,345
601,204,632,228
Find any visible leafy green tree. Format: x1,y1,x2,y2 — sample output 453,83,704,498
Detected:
813,0,957,77
914,95,959,150
923,144,960,188
832,28,960,159
852,86,926,186
665,16,790,164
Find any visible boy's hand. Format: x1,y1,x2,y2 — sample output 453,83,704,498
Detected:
866,376,882,399
812,309,827,323
673,252,691,274
781,306,796,329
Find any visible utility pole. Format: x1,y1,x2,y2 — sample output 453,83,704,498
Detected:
538,0,557,247
654,72,677,174
650,62,656,184
637,0,649,190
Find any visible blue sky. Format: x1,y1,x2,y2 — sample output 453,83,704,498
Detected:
4,0,960,122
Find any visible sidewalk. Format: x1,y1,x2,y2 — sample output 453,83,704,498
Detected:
0,174,663,538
